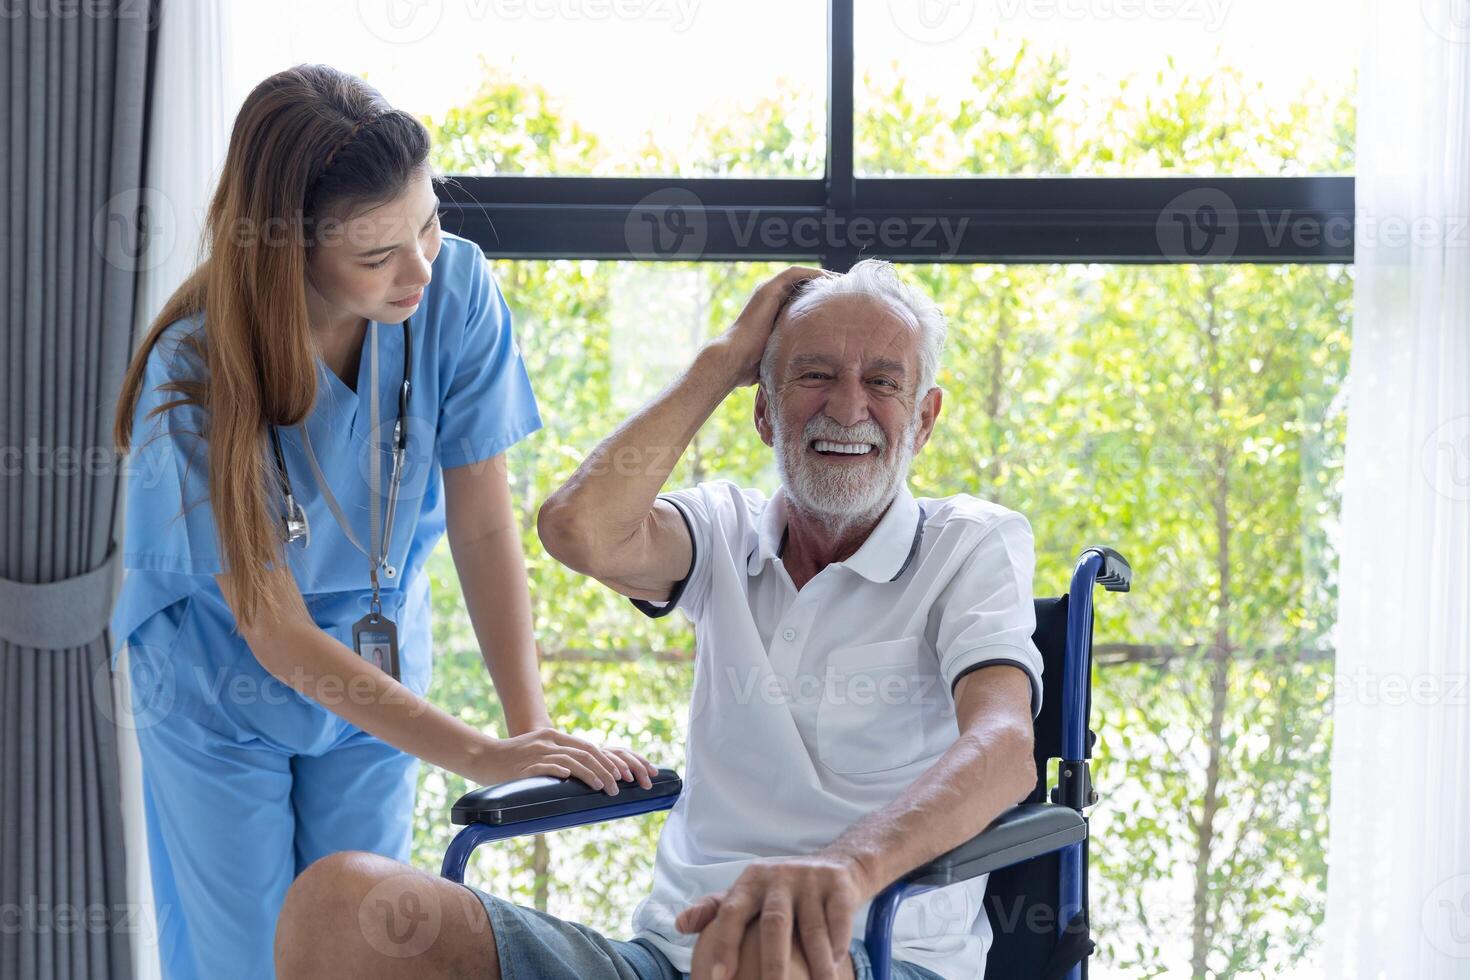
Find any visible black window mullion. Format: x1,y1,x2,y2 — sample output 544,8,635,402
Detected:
824,0,856,271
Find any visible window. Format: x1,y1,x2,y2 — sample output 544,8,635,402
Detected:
229,0,825,177
856,0,1357,176
233,3,1356,974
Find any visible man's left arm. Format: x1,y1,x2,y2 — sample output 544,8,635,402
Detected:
680,663,1036,980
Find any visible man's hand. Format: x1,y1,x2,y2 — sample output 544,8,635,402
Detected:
710,266,834,389
677,854,871,980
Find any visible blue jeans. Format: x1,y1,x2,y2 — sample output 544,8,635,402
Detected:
468,886,945,980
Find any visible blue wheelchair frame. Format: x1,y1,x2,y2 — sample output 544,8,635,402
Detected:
442,547,1131,980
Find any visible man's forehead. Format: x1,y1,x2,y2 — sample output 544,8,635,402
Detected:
779,296,920,367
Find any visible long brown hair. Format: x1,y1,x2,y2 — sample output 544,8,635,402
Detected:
113,64,432,629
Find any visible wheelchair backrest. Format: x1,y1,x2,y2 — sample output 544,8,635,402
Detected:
1027,595,1092,803
979,596,1094,979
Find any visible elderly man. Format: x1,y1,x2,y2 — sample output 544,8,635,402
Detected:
274,262,1042,980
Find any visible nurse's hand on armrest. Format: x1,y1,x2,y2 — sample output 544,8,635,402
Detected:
213,571,655,795
494,730,657,792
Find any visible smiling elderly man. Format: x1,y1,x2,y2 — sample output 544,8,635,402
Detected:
273,262,1043,980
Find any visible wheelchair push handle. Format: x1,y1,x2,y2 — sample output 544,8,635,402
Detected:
1079,546,1131,592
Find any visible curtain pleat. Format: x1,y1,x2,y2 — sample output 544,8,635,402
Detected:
0,3,157,978
1322,2,1470,976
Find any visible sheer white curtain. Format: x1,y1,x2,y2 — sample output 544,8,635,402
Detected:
115,4,233,979
1323,2,1470,976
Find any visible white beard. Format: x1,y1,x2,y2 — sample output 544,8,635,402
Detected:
773,408,921,529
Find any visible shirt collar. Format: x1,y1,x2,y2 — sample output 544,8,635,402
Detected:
747,485,926,583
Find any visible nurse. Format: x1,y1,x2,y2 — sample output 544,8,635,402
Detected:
109,64,654,979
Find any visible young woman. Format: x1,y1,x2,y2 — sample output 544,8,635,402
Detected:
110,64,654,980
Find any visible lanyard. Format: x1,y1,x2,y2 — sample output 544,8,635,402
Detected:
284,318,412,616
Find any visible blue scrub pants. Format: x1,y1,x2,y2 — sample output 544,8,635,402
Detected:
134,708,419,979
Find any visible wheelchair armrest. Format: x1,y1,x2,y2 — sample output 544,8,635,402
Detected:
899,803,1086,888
450,767,683,826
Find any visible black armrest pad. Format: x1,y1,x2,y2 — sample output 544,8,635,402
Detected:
901,804,1086,887
451,768,683,826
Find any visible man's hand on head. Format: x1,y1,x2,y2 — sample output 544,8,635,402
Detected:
677,854,872,980
709,266,836,390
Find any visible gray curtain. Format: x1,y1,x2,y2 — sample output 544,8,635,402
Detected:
1,3,158,978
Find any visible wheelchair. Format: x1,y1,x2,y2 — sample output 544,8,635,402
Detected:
442,547,1132,980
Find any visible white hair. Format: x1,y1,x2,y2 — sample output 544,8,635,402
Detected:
758,259,948,397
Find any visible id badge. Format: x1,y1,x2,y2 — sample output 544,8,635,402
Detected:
352,613,401,682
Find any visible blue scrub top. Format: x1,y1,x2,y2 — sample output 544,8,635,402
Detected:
110,232,542,753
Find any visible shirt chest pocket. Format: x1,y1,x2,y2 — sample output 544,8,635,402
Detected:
815,637,931,775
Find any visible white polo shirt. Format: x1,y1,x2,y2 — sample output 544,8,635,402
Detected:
628,480,1044,980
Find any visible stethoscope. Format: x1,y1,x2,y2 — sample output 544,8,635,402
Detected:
268,317,413,586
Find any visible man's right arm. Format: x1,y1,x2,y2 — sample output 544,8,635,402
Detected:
537,266,826,602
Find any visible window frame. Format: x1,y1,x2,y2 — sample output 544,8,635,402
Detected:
440,0,1353,270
